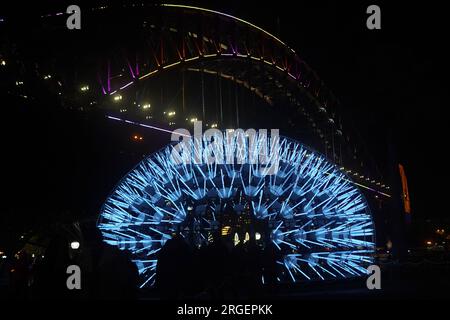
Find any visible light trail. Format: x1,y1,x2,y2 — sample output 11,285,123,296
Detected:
105,115,391,198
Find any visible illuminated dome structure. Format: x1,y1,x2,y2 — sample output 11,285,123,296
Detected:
98,131,375,288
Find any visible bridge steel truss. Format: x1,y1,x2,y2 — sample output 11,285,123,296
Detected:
91,4,389,197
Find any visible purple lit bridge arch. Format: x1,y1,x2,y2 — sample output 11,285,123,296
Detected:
32,3,390,197
87,3,389,198
100,4,332,107
99,4,338,122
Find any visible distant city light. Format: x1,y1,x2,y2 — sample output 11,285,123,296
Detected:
221,226,231,236
0,60,6,66
70,241,80,249
142,103,151,109
211,123,218,128
426,241,432,245
43,74,52,80
113,94,122,101
190,117,198,122
2,255,7,259
233,233,240,246
80,85,89,92
15,81,24,86
255,232,261,240
165,111,176,117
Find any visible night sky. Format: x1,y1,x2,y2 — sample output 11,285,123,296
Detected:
223,1,448,218
216,0,447,221
1,0,447,239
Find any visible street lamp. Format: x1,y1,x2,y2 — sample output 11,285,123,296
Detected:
70,241,80,250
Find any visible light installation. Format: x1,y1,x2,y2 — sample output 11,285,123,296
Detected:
98,132,375,288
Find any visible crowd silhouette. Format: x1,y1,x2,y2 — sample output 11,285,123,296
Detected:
1,226,279,300
155,231,279,300
1,228,139,299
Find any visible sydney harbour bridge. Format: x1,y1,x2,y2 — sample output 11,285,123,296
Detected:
51,3,391,194
3,3,398,290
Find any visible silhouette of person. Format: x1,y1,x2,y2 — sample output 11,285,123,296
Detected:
83,226,139,299
32,234,73,299
245,236,263,298
10,250,31,299
156,233,191,299
262,240,279,294
203,232,230,299
230,236,247,298
95,245,139,299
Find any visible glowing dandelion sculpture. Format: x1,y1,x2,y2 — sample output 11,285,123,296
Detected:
98,130,375,288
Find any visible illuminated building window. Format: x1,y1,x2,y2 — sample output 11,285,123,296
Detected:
233,233,240,246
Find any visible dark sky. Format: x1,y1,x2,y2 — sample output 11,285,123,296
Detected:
1,0,447,233
220,0,447,220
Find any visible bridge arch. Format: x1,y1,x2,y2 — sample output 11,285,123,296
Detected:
35,2,389,197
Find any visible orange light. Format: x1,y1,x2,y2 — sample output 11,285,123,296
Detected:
399,164,411,214
221,226,231,236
